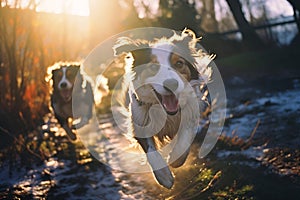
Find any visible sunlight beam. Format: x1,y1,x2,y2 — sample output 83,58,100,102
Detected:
36,0,90,16
2,0,90,16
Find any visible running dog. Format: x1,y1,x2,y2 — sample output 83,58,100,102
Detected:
113,29,213,188
46,62,95,140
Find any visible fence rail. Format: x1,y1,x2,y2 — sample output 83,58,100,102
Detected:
214,19,297,36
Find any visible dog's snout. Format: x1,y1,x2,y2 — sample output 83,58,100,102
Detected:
163,79,178,92
60,82,67,89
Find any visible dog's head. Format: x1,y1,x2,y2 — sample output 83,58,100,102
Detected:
46,62,81,102
114,29,203,115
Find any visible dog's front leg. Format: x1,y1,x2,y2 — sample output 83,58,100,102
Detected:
136,137,174,189
62,123,77,141
56,115,77,141
72,116,89,129
169,128,195,168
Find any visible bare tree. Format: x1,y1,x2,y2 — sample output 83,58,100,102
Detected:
225,0,264,49
286,0,300,32
0,1,48,132
200,0,218,33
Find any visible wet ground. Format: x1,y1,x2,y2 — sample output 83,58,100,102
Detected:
1,64,300,199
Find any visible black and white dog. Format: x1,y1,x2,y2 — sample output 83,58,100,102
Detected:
46,62,95,140
113,29,212,188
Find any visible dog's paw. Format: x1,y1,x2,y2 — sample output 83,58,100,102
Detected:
73,117,89,129
63,125,77,141
147,150,174,189
153,166,174,189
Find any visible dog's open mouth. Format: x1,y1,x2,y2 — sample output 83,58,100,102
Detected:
154,90,179,115
60,89,72,102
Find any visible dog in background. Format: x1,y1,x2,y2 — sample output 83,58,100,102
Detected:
113,29,213,188
46,62,107,140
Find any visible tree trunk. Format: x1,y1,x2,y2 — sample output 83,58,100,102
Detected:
226,0,264,49
200,0,218,33
287,0,300,11
286,0,300,48
287,0,300,32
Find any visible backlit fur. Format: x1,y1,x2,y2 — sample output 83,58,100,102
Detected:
46,62,94,140
113,29,213,189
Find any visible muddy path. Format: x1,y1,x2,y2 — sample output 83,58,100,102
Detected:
1,66,300,199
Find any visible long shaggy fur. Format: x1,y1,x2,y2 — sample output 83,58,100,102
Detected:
112,29,213,189
46,62,95,140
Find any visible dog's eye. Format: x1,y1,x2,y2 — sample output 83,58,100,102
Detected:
66,69,78,78
66,70,73,77
56,71,63,78
174,60,185,69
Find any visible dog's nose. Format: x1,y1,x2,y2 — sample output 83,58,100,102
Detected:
60,82,67,89
163,79,178,92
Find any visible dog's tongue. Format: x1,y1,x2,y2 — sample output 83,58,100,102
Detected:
162,94,179,114
61,89,72,102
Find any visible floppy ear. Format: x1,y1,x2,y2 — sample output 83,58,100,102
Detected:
113,37,150,56
113,37,152,67
113,37,137,56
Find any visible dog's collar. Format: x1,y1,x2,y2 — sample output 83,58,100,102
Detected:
132,93,148,106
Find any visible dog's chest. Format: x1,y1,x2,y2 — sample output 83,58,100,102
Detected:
61,103,72,117
131,100,181,142
53,101,73,118
157,114,181,141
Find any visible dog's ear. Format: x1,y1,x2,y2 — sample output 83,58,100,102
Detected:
188,63,200,80
113,37,138,56
113,37,150,56
70,64,80,73
171,29,201,80
113,37,152,66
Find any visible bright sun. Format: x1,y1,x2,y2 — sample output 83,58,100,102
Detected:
2,0,90,16
36,0,90,16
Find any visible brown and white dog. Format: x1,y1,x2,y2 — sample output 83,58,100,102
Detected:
113,29,213,188
46,62,95,140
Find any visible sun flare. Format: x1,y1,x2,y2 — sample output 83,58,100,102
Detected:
36,0,90,16
2,0,90,16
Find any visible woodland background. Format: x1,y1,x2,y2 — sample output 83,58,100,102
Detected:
0,0,300,199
